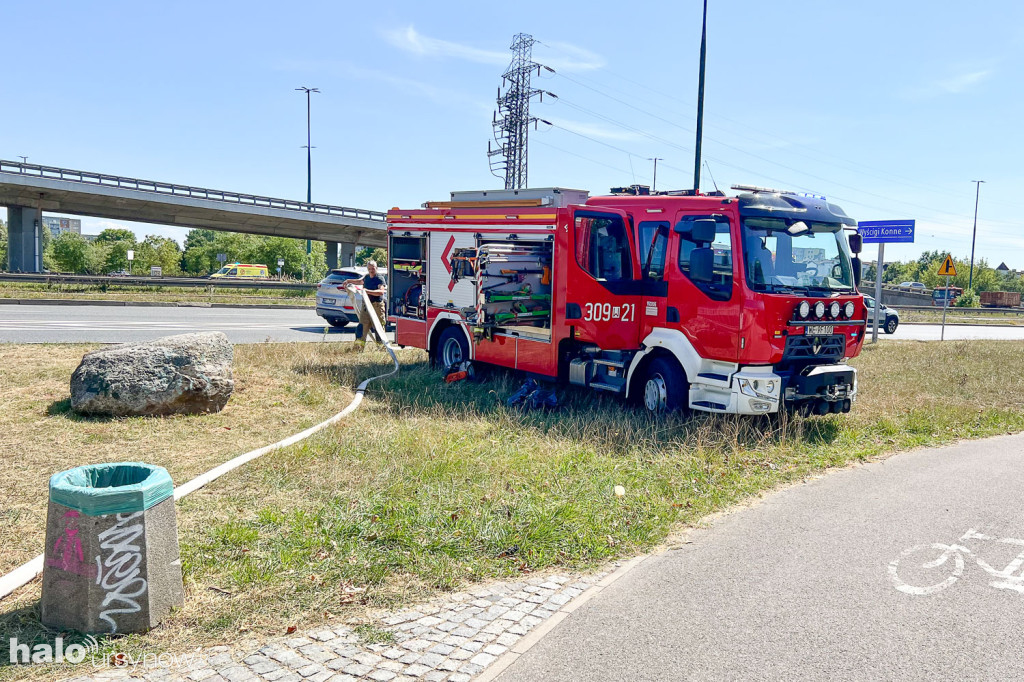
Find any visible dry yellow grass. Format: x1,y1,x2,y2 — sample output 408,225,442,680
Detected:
0,342,391,575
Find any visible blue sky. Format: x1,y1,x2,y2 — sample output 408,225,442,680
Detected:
3,0,1023,267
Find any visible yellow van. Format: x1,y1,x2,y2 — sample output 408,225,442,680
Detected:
209,263,269,279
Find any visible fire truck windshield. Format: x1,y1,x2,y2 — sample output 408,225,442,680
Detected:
741,217,855,294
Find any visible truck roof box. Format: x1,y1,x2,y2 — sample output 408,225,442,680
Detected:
440,187,589,208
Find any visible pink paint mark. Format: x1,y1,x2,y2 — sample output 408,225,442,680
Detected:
46,510,97,578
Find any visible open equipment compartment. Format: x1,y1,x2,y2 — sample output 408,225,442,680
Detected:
389,234,426,320
474,237,553,341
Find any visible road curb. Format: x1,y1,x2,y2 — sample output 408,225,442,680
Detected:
476,553,652,682
0,298,313,310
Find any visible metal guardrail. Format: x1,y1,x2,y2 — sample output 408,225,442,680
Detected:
0,272,315,290
861,281,933,295
0,159,387,223
896,305,1024,315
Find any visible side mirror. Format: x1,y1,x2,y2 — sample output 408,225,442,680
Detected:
675,218,717,244
849,233,863,255
690,247,714,283
852,256,862,287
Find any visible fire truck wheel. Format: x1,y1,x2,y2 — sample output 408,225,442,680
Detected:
641,357,688,414
435,326,470,368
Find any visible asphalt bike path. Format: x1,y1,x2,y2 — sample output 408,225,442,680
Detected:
497,433,1024,681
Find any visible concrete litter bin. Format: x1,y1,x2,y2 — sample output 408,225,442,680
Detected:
40,463,184,634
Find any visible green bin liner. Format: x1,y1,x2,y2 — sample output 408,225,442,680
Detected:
48,462,174,516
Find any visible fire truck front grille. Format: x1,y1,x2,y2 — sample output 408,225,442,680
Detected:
782,334,846,363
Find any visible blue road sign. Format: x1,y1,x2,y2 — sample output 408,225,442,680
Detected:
858,220,915,244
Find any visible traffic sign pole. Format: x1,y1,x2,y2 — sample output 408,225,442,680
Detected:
858,220,915,344
941,274,950,341
936,254,957,341
872,243,883,343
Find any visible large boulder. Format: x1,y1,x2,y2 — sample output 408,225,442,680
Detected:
71,332,234,416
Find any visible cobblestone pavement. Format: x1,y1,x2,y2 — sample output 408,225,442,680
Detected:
63,571,609,682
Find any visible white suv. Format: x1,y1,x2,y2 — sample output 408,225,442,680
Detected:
315,267,368,328
864,295,900,334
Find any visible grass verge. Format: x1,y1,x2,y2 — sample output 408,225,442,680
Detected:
2,339,1024,678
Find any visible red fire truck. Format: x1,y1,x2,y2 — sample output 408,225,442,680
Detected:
386,185,866,416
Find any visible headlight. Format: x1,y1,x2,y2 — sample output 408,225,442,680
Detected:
844,301,855,318
830,302,841,319
798,301,810,319
814,301,825,319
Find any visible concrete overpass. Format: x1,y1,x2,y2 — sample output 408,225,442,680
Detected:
0,159,387,272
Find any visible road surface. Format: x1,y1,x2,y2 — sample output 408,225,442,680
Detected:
1,305,1023,344
0,304,359,344
887,323,1024,341
498,433,1024,681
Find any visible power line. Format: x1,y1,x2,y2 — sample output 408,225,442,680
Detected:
539,42,1024,214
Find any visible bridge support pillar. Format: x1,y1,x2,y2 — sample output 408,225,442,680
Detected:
326,241,339,271
6,205,43,272
339,242,356,268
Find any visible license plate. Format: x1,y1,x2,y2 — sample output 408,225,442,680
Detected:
805,324,834,335
321,298,336,305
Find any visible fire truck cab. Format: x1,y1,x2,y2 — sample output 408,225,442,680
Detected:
386,186,866,416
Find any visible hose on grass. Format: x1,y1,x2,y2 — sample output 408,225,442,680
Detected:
0,287,398,601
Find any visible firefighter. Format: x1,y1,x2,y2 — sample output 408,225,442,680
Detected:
342,260,388,346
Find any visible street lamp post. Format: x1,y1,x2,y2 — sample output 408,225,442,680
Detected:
296,86,320,258
692,0,708,193
968,180,985,290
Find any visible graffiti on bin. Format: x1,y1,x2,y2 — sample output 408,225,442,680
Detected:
45,510,97,579
95,512,148,633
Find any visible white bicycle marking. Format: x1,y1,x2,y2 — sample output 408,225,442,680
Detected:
890,528,1024,596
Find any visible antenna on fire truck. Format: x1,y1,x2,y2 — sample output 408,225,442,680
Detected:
488,33,553,190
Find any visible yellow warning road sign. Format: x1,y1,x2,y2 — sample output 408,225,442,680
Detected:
937,255,957,277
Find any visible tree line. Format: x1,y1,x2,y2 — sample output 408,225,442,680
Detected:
868,250,1023,301
0,224,343,281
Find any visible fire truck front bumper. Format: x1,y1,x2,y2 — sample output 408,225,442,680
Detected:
689,364,857,416
783,364,858,415
732,369,784,415
690,367,784,415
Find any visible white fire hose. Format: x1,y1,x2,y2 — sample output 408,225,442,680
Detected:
0,287,397,601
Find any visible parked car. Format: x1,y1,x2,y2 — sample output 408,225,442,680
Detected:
316,267,368,328
898,281,926,291
864,295,899,334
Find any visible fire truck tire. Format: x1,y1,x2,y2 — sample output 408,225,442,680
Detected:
435,326,469,368
640,357,689,415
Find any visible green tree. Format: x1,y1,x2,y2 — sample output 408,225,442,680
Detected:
183,228,217,252
301,241,328,282
255,236,305,278
103,240,134,273
50,232,93,273
355,246,387,266
94,228,137,244
134,235,182,275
